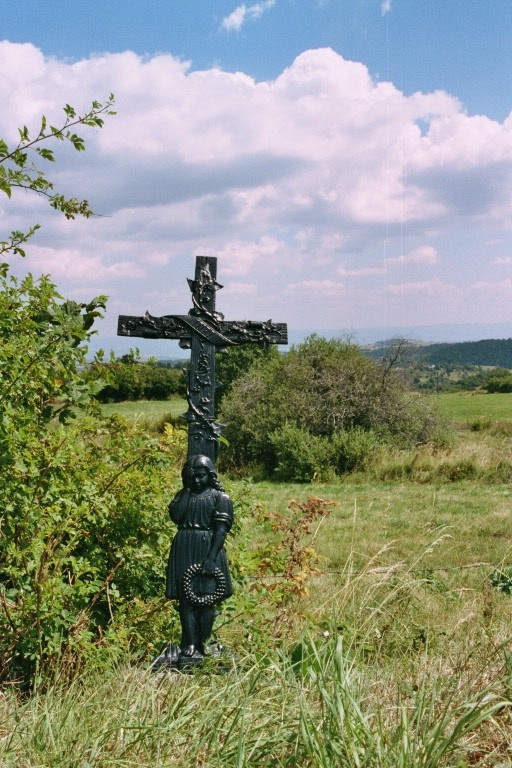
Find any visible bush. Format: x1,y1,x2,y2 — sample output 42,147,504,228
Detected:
270,424,335,482
220,335,449,478
484,368,512,393
332,427,381,473
84,353,187,402
0,269,187,687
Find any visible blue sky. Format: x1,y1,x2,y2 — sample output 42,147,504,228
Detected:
4,1,511,120
1,1,512,354
5,0,512,120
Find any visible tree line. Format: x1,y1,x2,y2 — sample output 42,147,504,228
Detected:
83,350,187,402
365,337,512,368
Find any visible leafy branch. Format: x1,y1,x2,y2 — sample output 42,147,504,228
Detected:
0,94,116,225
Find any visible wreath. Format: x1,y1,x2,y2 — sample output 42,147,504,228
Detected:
182,562,226,607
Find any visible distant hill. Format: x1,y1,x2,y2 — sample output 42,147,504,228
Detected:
363,338,512,368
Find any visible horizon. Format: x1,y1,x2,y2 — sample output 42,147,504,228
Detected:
87,321,512,361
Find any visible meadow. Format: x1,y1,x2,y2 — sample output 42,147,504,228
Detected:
2,393,512,766
437,391,512,424
100,397,187,423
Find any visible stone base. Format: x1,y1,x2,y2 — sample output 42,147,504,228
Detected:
151,641,236,674
151,642,181,673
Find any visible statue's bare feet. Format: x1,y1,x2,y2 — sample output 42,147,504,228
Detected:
180,644,197,657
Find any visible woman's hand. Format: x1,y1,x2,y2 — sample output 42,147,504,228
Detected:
202,557,217,575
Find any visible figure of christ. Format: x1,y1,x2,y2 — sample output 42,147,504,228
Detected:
165,455,233,664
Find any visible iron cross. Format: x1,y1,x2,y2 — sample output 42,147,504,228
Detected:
117,256,288,464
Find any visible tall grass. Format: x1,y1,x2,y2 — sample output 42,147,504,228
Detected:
2,543,512,766
3,394,512,765
365,429,512,483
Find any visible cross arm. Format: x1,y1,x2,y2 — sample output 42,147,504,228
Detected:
117,312,288,347
118,312,190,342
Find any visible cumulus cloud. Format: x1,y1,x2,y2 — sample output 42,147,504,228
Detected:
338,266,386,276
492,256,512,265
386,246,438,266
1,41,512,336
221,1,275,32
386,279,448,296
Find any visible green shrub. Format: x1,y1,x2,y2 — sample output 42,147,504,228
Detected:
469,416,492,431
332,427,381,473
220,335,450,476
270,424,335,482
490,567,512,594
484,368,512,393
84,353,187,402
439,459,479,482
0,268,187,687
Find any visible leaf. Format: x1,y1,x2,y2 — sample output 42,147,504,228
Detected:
0,178,12,198
68,133,85,151
35,148,55,162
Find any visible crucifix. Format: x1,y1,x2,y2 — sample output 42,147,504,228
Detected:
117,256,288,464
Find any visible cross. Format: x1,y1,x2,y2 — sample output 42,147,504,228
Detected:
117,256,288,464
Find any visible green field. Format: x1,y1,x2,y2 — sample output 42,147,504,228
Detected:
438,391,512,423
100,392,512,427
4,474,512,765
100,397,187,422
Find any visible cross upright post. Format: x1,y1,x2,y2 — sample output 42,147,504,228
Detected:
117,256,288,464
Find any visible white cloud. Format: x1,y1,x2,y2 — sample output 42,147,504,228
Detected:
338,266,386,277
492,256,512,265
221,1,275,32
27,246,146,281
2,42,512,336
386,246,438,266
386,279,449,297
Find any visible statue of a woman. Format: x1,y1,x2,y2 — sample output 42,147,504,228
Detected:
166,455,233,665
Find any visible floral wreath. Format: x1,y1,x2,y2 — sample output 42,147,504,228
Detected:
182,562,226,607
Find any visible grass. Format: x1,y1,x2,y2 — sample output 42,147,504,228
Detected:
99,393,512,428
438,391,512,424
3,394,512,765
2,637,510,767
100,397,187,424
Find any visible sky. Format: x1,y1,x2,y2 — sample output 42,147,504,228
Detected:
1,1,512,356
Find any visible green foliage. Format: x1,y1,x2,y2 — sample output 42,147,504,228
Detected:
491,567,512,594
332,426,381,473
271,424,336,482
0,266,187,686
84,351,187,402
0,273,106,427
0,95,115,237
220,334,447,478
0,96,190,688
484,367,512,393
226,495,334,648
214,343,279,410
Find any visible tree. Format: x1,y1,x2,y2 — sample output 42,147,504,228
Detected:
214,343,279,410
219,335,446,479
83,352,187,402
484,368,512,393
0,99,186,687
